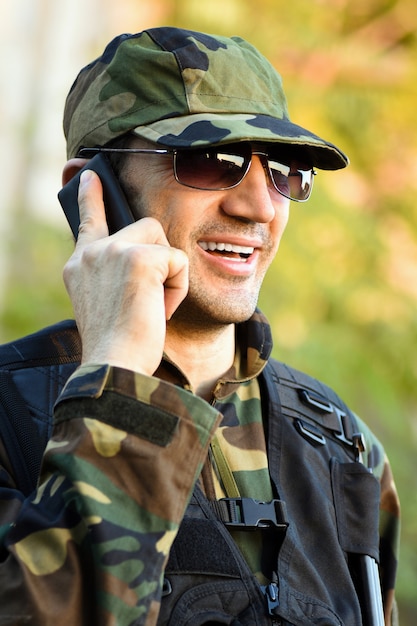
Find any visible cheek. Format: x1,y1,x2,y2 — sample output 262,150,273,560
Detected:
131,182,177,223
122,160,176,219
271,202,290,246
161,218,193,252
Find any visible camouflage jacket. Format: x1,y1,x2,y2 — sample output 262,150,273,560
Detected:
0,311,400,625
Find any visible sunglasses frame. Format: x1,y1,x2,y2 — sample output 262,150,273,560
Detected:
78,143,316,202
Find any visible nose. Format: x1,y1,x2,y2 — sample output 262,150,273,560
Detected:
220,155,287,223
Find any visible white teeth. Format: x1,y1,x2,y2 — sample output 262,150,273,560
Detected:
199,241,254,254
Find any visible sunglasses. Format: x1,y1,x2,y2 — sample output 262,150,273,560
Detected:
79,142,316,202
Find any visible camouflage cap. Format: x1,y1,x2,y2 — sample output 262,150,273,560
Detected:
63,27,348,170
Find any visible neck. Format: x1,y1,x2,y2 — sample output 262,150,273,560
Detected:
165,319,236,400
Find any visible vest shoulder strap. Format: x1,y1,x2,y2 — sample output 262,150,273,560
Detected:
0,319,81,369
0,320,81,494
264,358,361,452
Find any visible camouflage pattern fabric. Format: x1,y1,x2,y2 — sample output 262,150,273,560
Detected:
0,311,400,624
63,27,348,170
0,364,222,624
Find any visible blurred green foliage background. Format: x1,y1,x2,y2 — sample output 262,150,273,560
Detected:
1,0,416,621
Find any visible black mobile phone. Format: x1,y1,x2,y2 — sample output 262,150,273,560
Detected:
58,152,134,239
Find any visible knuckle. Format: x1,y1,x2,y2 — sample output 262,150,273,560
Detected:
127,244,154,270
78,213,105,236
62,257,78,287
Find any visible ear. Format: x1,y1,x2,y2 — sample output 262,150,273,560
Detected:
62,158,89,186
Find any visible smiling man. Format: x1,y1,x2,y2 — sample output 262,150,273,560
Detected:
0,27,400,625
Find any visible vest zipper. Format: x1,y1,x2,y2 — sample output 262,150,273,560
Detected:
261,572,281,623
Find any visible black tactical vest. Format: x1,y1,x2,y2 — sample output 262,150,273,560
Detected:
0,321,381,625
156,359,381,625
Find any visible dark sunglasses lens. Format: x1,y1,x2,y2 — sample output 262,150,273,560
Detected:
269,159,313,201
175,146,251,190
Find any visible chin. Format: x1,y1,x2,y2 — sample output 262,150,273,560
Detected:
173,295,258,327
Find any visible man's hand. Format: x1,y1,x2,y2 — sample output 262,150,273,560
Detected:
63,169,189,376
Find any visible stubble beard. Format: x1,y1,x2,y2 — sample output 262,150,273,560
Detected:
170,270,262,332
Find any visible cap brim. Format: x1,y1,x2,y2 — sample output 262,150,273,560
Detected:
132,112,348,170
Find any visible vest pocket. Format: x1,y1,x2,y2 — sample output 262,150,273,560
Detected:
330,458,380,561
158,518,270,625
162,576,258,625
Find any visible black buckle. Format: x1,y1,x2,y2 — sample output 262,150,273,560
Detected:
333,406,354,446
295,419,326,446
216,498,288,530
298,389,354,446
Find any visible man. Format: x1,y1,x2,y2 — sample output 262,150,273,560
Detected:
0,27,399,625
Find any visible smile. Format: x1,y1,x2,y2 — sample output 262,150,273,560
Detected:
198,241,255,259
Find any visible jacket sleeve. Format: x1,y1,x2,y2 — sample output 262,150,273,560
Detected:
0,363,222,625
379,456,401,626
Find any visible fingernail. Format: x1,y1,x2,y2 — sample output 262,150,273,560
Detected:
80,169,93,186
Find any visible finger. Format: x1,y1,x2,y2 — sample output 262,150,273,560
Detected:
76,167,172,251
76,169,109,246
120,216,171,247
164,248,189,319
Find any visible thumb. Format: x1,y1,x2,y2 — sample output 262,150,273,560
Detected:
76,169,109,246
